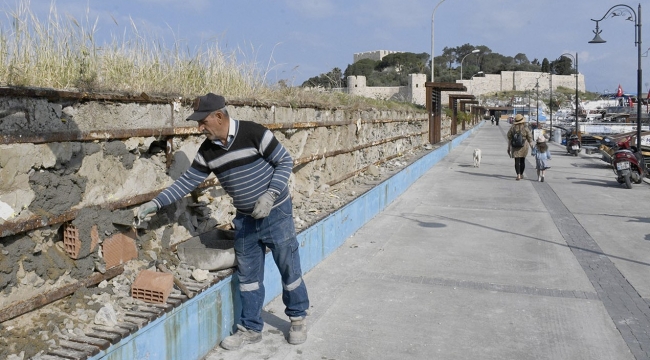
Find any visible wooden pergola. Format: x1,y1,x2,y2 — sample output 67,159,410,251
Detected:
459,100,479,129
472,105,487,125
425,82,466,144
448,94,476,134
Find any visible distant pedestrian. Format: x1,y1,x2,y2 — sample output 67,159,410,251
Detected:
532,135,551,182
490,115,495,125
507,114,534,180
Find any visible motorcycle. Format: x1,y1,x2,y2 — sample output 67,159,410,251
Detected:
565,134,581,156
610,136,646,189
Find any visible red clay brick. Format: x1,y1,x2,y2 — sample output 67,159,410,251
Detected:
62,223,100,259
131,270,174,304
90,225,99,254
62,223,81,259
102,229,138,269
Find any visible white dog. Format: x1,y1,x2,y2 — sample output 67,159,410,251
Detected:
473,148,482,167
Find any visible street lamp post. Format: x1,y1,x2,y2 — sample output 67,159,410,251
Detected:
460,49,480,80
589,3,643,151
535,78,540,128
527,90,531,121
549,70,554,140
557,53,580,140
469,71,484,95
431,0,446,82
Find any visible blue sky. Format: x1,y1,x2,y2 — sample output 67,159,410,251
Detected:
10,0,650,95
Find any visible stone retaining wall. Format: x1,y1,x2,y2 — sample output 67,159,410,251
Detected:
0,88,442,298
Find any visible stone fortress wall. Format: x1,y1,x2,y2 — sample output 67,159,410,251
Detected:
347,50,587,106
461,71,586,98
347,74,427,106
353,50,401,63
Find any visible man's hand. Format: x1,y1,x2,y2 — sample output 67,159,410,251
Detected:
137,201,159,221
251,192,276,219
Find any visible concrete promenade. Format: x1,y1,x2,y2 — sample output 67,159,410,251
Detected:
207,123,650,360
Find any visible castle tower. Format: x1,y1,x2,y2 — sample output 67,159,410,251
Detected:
347,75,366,96
408,74,426,106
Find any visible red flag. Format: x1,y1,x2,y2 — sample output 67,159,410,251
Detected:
616,84,623,97
647,88,650,99
629,97,633,107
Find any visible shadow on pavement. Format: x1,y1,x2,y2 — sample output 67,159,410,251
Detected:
391,213,447,229
261,310,290,338
565,177,621,188
402,212,650,268
456,170,517,181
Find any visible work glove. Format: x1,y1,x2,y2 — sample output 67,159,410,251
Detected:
251,191,277,219
137,201,159,221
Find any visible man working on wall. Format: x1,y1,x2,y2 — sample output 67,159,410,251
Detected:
137,93,310,350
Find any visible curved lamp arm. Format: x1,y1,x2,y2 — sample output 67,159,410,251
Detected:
590,4,639,45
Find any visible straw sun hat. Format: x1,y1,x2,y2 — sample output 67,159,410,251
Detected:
514,114,525,124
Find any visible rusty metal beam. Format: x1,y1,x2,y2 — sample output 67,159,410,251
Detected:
265,117,426,130
0,87,172,104
0,127,200,145
293,131,427,166
0,178,221,238
0,118,426,145
326,152,405,187
0,265,124,323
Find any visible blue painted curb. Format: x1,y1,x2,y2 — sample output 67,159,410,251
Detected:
91,121,484,359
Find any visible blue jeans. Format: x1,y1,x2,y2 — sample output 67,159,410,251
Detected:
233,198,309,332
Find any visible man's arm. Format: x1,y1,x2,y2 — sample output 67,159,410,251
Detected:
250,129,293,219
137,166,209,220
260,130,293,196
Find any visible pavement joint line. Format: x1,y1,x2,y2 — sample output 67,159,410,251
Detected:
358,270,598,300
496,126,650,358
527,160,650,360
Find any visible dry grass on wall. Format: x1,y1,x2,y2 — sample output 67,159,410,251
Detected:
0,1,423,112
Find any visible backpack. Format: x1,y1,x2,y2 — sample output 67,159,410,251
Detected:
511,129,524,148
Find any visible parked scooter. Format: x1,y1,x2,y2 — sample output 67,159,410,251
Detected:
565,134,581,156
609,136,646,189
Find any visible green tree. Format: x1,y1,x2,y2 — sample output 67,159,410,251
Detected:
376,52,429,74
301,67,344,88
541,58,550,73
343,58,379,78
550,57,573,75
514,53,529,65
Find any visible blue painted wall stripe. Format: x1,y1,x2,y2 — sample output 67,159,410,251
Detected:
91,121,484,359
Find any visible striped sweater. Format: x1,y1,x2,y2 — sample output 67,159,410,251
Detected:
152,120,293,214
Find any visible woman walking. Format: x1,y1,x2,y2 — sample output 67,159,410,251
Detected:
506,114,533,180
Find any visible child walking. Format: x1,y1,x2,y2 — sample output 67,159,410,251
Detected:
533,136,551,182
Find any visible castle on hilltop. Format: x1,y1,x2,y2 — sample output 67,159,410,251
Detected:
341,51,586,106
353,50,401,63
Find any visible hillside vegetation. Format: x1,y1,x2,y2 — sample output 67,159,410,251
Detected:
303,44,576,88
